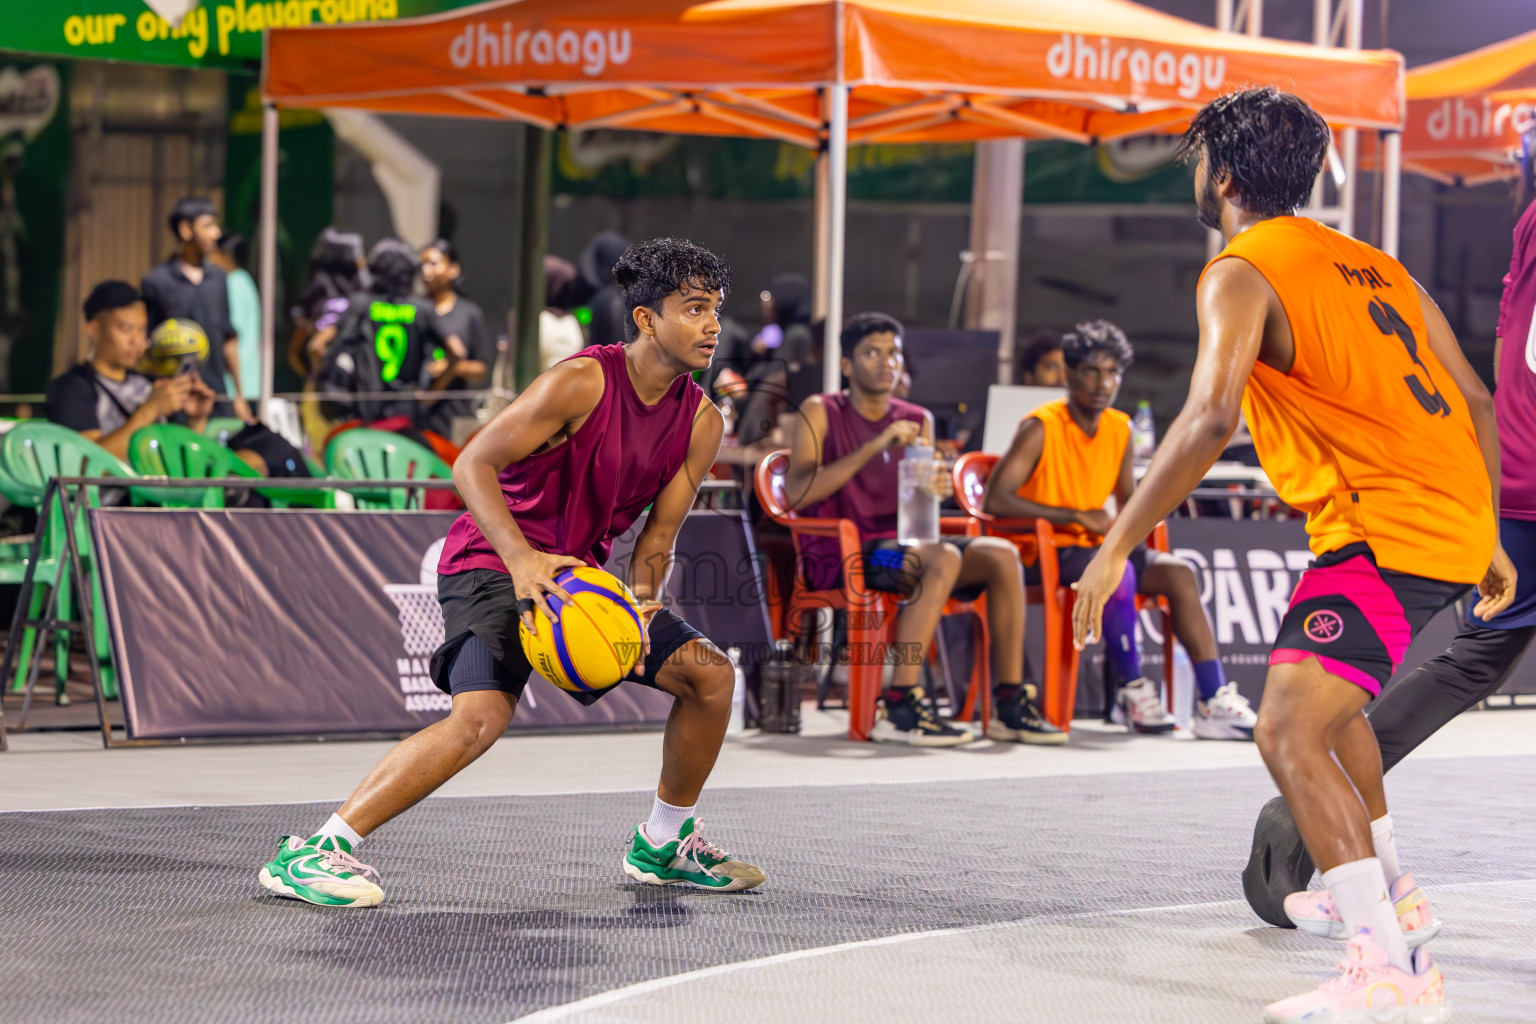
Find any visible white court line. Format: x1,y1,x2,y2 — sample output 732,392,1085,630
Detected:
506,879,1536,1023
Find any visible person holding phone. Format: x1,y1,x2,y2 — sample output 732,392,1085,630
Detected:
45,281,215,463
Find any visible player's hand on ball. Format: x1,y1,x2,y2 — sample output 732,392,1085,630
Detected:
633,601,664,659
1070,551,1128,651
1474,543,1518,621
507,549,586,634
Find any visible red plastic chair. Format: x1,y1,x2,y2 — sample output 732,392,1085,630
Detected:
953,452,1174,732
754,450,991,741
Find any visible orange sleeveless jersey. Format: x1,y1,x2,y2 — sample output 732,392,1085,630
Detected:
1015,398,1130,548
1205,216,1494,583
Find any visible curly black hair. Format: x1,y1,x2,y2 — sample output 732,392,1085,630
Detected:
1178,87,1331,218
1061,320,1134,371
613,237,732,342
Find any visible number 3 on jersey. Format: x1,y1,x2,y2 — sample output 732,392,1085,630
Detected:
1367,298,1450,418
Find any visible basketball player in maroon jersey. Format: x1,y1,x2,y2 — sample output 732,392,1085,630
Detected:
259,239,765,906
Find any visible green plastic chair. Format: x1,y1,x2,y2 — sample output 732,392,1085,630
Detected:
0,422,138,701
204,417,249,447
325,428,453,509
127,423,263,508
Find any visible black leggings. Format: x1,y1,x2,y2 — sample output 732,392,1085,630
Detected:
1370,622,1536,770
1244,620,1536,925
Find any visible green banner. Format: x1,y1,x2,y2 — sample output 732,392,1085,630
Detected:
0,60,69,394
0,0,481,72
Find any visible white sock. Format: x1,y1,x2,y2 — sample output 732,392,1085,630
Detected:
316,812,364,850
1370,813,1403,882
645,796,695,845
1322,857,1410,971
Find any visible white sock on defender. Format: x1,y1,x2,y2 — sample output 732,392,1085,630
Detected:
1370,813,1404,881
1322,857,1410,971
645,796,694,845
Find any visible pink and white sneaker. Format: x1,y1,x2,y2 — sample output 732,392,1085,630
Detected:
1263,929,1451,1024
1283,872,1442,948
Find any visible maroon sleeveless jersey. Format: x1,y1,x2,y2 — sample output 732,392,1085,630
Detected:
438,344,705,574
800,392,926,588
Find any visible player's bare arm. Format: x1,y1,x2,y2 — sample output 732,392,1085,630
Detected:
784,393,921,509
1415,281,1516,618
629,396,725,651
1072,257,1269,646
452,358,605,629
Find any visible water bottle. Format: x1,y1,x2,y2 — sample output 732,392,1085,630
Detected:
727,646,746,734
1131,401,1157,460
759,649,783,732
897,444,940,545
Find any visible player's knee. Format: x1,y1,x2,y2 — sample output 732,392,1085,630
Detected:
678,652,734,712
972,537,1020,577
1253,710,1305,766
447,700,511,749
924,543,962,580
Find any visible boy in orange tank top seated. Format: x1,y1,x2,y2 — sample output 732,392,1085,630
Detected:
983,321,1255,740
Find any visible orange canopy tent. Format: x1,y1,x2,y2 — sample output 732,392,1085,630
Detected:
263,0,1403,143
1390,29,1536,186
255,0,1406,408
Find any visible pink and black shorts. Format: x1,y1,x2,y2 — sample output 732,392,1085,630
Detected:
1271,543,1469,698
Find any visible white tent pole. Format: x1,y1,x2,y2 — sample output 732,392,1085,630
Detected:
823,83,848,397
812,133,830,322
1381,131,1402,258
1338,0,1363,238
258,103,279,424
822,2,847,397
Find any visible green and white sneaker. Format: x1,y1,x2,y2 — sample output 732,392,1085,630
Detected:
623,818,766,892
258,834,385,907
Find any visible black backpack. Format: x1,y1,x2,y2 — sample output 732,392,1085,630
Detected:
316,300,421,422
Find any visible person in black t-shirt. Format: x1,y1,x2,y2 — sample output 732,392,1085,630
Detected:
140,197,251,422
316,239,465,424
419,238,490,439
46,281,214,461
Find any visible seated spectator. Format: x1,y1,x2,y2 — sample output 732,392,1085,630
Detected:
1017,330,1067,386
419,238,491,440
45,281,214,462
786,312,1060,747
141,196,249,421
983,319,1256,740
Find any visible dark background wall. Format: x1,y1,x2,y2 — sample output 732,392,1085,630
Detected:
328,0,1536,428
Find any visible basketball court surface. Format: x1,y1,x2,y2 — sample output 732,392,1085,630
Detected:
3,710,1531,1023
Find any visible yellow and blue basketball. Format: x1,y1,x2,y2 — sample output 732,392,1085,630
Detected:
519,567,644,692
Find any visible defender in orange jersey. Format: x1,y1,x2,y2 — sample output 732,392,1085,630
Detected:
1070,88,1516,1023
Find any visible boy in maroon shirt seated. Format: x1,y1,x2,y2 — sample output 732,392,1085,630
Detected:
786,313,1061,747
258,239,765,906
